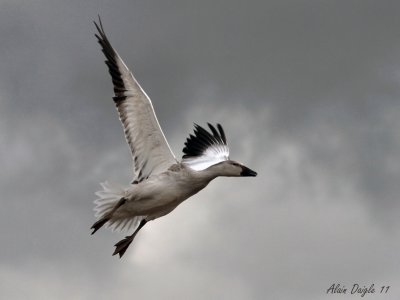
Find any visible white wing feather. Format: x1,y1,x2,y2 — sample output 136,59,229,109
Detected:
181,123,229,171
95,20,177,182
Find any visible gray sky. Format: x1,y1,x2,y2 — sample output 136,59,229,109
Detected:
1,0,399,299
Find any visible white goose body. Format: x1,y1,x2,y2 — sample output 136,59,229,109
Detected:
114,165,212,220
91,18,257,258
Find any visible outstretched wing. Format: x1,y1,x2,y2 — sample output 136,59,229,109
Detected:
182,123,229,171
94,18,177,182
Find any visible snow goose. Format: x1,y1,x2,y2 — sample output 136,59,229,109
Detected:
91,18,257,258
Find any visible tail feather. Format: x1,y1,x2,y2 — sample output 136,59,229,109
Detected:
92,181,144,232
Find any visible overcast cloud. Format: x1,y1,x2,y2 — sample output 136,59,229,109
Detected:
1,0,399,299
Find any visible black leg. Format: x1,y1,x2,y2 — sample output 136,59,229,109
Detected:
90,218,109,235
90,197,127,235
113,219,147,258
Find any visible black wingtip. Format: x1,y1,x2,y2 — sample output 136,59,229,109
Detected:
93,15,103,28
182,123,228,159
217,123,227,144
93,15,102,35
93,15,108,42
93,17,128,98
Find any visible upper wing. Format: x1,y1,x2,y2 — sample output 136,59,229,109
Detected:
181,123,230,171
94,18,177,182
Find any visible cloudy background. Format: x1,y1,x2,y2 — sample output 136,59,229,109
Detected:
1,0,400,299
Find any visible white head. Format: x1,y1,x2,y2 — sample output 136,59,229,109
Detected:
181,123,257,178
207,160,257,177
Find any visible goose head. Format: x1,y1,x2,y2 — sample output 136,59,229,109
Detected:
208,160,257,177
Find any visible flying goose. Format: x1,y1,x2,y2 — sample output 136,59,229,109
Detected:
91,18,257,258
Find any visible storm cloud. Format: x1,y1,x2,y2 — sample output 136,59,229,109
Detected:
1,0,399,299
